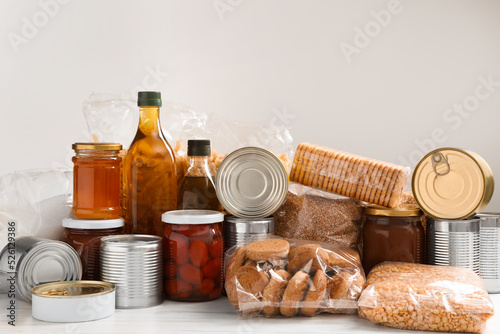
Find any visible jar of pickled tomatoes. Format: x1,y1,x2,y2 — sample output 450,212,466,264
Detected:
162,210,224,301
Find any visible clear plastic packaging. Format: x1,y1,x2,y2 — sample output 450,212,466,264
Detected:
224,236,366,318
82,94,294,179
290,143,410,208
358,262,494,333
274,182,363,251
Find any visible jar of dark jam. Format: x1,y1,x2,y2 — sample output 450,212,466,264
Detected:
362,206,424,274
60,218,124,280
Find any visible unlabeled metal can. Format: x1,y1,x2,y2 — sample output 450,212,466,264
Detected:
100,234,163,308
0,236,82,301
427,217,480,274
412,148,494,220
32,281,115,322
477,213,500,293
215,147,288,219
223,215,275,250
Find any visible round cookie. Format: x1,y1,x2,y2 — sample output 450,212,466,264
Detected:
262,270,292,316
287,244,329,274
246,239,290,262
327,249,361,269
236,265,269,295
225,246,247,281
328,272,351,300
301,270,327,317
280,271,310,317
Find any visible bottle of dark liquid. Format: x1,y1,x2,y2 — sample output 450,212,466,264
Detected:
177,140,220,210
123,91,177,236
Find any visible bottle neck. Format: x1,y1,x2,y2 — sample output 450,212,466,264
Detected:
138,106,161,135
186,156,212,177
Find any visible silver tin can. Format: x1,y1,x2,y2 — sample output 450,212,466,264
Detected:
100,234,163,308
427,218,480,274
223,215,275,250
215,147,288,219
477,213,500,293
0,236,82,301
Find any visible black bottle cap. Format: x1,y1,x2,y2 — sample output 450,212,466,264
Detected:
137,91,162,107
187,139,211,157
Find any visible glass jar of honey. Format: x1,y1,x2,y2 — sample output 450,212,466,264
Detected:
162,210,224,302
362,206,424,274
60,217,124,280
72,143,123,219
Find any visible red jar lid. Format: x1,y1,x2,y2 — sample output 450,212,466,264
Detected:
62,217,124,229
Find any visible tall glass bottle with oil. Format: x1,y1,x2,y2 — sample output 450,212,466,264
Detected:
123,91,177,236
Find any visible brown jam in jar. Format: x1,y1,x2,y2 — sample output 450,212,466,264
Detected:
362,206,424,274
60,218,123,280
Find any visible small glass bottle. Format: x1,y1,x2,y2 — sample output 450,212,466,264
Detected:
362,206,425,274
72,143,123,219
177,140,219,211
123,92,177,236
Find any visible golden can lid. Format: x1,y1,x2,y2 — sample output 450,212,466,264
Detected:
32,281,115,298
365,205,422,217
412,148,494,220
72,142,122,151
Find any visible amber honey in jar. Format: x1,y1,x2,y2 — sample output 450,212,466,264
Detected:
162,210,224,302
123,91,177,236
60,217,123,280
72,142,123,219
362,206,424,274
178,139,220,211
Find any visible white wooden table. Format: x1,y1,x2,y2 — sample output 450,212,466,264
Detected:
1,294,499,334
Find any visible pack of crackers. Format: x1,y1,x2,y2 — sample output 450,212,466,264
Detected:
224,237,366,318
290,143,410,208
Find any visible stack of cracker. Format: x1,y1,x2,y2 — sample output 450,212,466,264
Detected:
290,143,410,208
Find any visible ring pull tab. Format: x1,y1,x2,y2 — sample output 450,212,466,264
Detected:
432,152,450,176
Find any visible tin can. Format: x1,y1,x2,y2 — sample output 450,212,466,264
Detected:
0,236,82,301
223,215,275,251
100,234,163,308
215,147,288,218
477,213,500,293
412,148,494,220
32,281,115,322
427,217,480,274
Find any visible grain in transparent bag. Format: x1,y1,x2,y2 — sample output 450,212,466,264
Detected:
224,236,366,318
358,262,494,333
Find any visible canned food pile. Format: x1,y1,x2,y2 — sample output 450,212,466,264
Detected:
2,91,497,332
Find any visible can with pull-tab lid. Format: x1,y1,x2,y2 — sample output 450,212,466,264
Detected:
412,148,494,220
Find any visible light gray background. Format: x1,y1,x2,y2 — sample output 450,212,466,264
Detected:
1,0,499,210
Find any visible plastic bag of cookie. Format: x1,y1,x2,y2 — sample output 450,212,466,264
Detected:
290,142,410,208
358,262,494,333
274,182,364,252
224,236,366,318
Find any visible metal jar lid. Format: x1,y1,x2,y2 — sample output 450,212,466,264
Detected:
215,147,288,219
412,148,494,220
62,217,125,229
32,281,115,322
72,142,122,151
0,237,82,301
365,206,422,217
